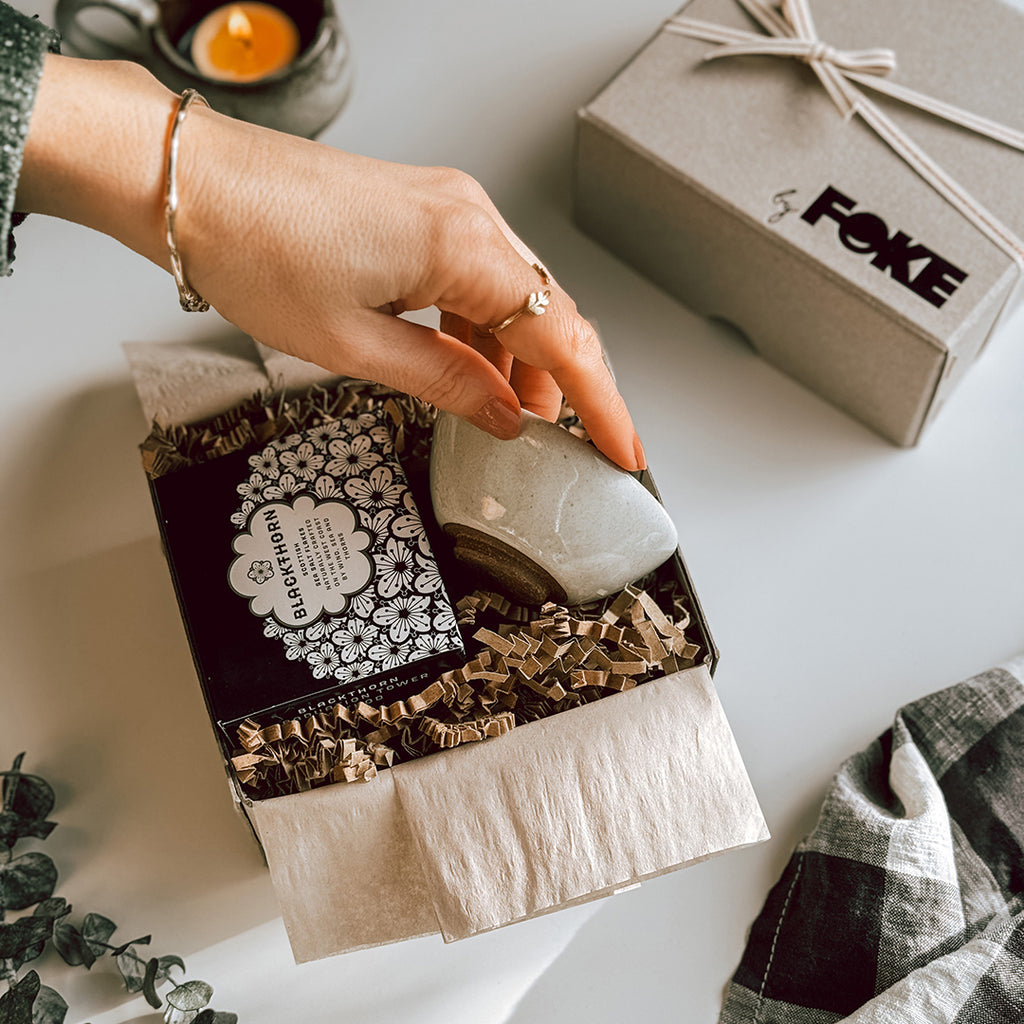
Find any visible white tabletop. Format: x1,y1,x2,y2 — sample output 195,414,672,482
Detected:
4,2,1024,1022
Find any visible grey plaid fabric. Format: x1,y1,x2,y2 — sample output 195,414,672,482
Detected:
720,658,1024,1024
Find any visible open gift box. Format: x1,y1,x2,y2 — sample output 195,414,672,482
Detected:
127,337,767,963
574,0,1024,446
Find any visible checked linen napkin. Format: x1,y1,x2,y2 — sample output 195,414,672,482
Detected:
720,656,1024,1023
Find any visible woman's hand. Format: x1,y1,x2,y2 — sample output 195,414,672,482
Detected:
17,55,644,470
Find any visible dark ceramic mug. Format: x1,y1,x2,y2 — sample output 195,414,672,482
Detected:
55,0,353,138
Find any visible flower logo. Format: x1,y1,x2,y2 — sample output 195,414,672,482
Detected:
279,441,325,482
331,622,378,661
307,641,342,680
368,639,416,670
414,551,444,594
246,560,274,585
231,500,256,528
237,473,266,502
335,660,375,683
307,420,342,449
325,434,382,478
262,472,302,503
283,631,318,661
372,593,432,642
375,537,418,599
248,448,280,478
345,465,404,511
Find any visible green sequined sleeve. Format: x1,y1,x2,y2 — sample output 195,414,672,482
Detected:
0,3,59,277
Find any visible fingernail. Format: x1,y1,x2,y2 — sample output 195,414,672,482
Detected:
469,397,522,440
632,432,647,471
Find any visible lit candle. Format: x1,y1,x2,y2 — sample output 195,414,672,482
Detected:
190,3,300,83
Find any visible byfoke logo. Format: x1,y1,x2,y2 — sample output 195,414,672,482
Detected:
800,185,968,308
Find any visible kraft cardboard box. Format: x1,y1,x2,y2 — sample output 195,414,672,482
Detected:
126,337,768,963
574,0,1024,446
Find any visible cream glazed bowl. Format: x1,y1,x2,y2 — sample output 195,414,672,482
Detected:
429,410,679,606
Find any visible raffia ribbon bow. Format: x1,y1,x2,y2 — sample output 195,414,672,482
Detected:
696,25,896,87
664,0,1024,279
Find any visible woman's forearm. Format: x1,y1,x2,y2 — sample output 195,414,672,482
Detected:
14,53,644,470
16,54,177,267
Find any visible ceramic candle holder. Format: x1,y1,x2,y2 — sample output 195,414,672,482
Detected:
429,411,679,606
55,0,352,138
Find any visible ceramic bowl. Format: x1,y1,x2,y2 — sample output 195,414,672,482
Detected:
429,411,678,606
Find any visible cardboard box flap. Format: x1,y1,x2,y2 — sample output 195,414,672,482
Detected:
247,771,438,962
123,337,271,426
395,665,768,942
246,665,767,958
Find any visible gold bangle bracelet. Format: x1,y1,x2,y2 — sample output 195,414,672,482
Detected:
165,89,210,313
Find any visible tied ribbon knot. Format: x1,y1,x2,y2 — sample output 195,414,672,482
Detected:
708,33,895,82
664,0,1024,307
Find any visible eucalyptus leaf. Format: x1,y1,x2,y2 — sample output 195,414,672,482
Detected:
0,854,57,912
142,956,162,1009
110,935,150,958
29,986,66,1024
115,949,145,994
157,955,186,978
32,899,68,922
17,896,65,970
12,943,46,974
0,914,54,972
52,923,96,969
1,766,55,824
0,813,55,851
0,969,40,1024
80,914,116,958
0,918,52,959
166,980,213,1011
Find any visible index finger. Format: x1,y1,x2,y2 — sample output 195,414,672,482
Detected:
433,234,644,469
439,311,564,424
495,287,645,472
426,178,645,471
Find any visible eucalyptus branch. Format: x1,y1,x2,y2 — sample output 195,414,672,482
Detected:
0,754,238,1024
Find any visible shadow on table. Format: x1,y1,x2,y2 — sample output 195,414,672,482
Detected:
0,368,275,1015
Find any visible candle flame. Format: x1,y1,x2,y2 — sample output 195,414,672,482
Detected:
227,6,254,44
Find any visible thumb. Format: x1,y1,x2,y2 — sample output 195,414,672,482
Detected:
328,309,523,439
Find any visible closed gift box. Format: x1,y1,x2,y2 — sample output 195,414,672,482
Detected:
126,337,768,963
574,0,1024,446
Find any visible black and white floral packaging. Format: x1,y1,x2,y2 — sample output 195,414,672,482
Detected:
150,408,465,745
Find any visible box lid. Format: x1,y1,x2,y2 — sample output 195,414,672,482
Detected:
582,0,1024,348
